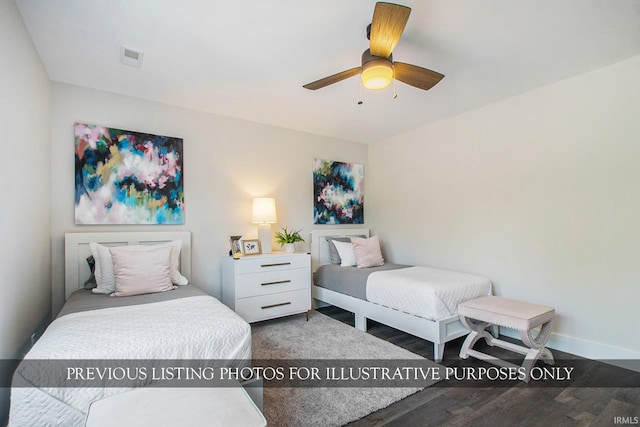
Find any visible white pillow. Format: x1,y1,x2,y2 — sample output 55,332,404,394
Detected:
90,242,116,294
109,246,176,297
332,240,357,267
90,241,188,294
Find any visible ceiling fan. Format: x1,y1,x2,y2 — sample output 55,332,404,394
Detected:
303,2,444,93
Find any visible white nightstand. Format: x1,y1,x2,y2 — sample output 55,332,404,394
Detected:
222,252,311,323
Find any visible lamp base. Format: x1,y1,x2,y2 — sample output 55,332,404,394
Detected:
257,223,273,254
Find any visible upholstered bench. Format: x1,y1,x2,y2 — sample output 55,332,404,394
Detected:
85,384,266,427
458,296,555,382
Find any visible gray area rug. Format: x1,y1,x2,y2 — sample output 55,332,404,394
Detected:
252,310,440,426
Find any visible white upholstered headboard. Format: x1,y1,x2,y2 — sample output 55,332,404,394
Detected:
310,228,369,272
64,231,192,299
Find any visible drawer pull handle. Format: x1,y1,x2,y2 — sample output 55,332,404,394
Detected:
261,302,291,310
261,262,291,268
261,280,291,286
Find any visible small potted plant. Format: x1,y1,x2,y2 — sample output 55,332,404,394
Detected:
275,227,304,253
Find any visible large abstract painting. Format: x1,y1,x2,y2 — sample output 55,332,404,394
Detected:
313,159,364,224
74,123,184,224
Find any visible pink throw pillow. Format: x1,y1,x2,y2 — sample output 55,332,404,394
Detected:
351,235,384,268
109,246,176,297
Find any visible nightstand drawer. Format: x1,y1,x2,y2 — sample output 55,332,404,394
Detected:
235,268,309,298
235,255,309,274
236,289,310,323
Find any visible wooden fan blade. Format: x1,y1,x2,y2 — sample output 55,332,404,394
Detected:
303,67,362,90
369,2,411,58
394,62,444,91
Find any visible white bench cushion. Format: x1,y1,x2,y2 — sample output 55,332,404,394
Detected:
458,296,554,331
86,386,266,427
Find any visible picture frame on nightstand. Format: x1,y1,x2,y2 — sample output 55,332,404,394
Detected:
242,239,261,255
229,235,243,258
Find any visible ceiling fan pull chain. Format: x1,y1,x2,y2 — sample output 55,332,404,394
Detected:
392,76,398,99
358,78,364,105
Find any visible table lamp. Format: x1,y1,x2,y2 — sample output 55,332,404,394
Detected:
252,197,277,254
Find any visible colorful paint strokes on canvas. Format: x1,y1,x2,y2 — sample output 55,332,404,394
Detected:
74,123,184,224
313,159,364,224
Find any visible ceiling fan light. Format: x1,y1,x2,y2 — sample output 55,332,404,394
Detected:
361,58,393,90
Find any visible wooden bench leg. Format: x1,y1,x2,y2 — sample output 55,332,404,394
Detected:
459,316,495,359
520,319,554,366
459,316,554,382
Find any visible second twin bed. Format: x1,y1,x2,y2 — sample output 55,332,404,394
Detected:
311,229,492,362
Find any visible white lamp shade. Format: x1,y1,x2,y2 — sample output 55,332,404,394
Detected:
252,198,277,224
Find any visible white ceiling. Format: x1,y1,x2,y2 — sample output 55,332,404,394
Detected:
16,0,640,143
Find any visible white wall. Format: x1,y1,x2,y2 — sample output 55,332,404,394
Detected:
0,0,52,421
369,56,640,360
50,83,368,315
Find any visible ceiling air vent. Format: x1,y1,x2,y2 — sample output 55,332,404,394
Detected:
120,47,144,68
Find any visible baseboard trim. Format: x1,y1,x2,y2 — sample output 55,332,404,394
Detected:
500,329,640,372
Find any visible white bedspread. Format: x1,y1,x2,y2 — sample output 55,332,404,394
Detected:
9,295,252,427
366,266,492,321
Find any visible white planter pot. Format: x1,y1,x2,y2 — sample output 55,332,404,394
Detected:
283,243,295,253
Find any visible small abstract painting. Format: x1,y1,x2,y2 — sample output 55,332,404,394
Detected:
313,159,364,224
74,123,184,224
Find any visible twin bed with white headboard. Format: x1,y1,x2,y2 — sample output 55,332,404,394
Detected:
64,231,193,299
10,231,264,427
311,228,492,362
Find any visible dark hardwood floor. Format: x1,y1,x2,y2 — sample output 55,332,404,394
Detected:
317,306,640,427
